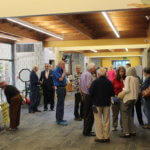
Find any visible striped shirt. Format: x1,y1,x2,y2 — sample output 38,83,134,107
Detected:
74,73,82,93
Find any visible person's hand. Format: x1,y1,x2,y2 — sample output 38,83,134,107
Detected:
63,68,66,74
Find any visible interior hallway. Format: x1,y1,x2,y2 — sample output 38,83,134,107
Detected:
0,93,150,150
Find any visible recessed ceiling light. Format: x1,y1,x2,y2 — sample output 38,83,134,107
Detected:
90,49,97,53
145,16,150,20
102,12,120,38
7,18,64,40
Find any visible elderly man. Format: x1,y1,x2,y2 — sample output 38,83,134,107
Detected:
29,65,41,113
53,61,67,126
74,65,83,121
0,81,22,131
80,63,96,136
40,64,54,111
89,68,115,143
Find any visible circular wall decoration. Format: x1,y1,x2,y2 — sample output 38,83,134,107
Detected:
19,69,31,82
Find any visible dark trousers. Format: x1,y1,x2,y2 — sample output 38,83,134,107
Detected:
74,92,83,119
9,98,22,129
29,88,40,112
43,88,55,110
82,94,94,135
134,97,144,125
56,87,66,122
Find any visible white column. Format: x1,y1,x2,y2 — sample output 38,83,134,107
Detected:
53,47,63,67
142,48,149,68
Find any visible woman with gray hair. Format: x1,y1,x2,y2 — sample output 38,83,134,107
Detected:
119,67,139,138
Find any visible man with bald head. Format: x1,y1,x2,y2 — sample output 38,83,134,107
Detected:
53,61,67,126
29,65,41,113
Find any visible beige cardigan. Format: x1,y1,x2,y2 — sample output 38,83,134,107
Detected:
123,76,139,103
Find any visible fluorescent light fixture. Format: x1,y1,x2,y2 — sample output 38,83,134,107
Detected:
7,18,64,40
102,12,120,38
145,16,150,20
90,49,97,53
0,34,20,41
125,48,128,52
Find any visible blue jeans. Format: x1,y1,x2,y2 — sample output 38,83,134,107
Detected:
143,99,150,124
56,87,66,122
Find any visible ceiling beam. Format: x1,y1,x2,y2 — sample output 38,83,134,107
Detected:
44,37,150,51
55,15,93,39
0,22,42,41
0,37,14,43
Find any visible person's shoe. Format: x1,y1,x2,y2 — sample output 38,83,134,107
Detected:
35,109,41,112
112,127,117,131
62,120,67,122
103,139,110,143
50,109,55,111
44,109,48,111
29,110,35,113
74,118,82,121
143,124,150,129
6,128,16,131
83,132,96,136
120,134,131,138
57,121,68,126
130,132,136,136
94,138,105,143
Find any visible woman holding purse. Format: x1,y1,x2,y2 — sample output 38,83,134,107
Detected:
111,66,126,131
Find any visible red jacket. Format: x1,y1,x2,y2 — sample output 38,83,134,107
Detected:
112,79,124,95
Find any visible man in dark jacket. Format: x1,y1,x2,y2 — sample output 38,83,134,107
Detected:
89,68,115,143
141,67,150,129
40,64,55,111
29,65,41,113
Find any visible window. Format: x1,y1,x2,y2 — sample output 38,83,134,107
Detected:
112,60,130,68
0,43,13,104
16,44,34,53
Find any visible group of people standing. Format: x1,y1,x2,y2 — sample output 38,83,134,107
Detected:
29,64,55,113
0,61,150,145
0,61,67,130
73,63,150,143
29,61,68,126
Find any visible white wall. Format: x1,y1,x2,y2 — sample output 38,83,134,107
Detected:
72,53,84,74
90,58,100,68
44,47,55,64
15,42,44,91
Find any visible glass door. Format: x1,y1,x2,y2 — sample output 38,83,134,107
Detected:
0,43,13,104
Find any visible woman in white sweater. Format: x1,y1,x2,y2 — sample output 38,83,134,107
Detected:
120,67,139,138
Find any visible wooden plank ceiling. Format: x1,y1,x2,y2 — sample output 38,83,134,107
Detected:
0,9,149,43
